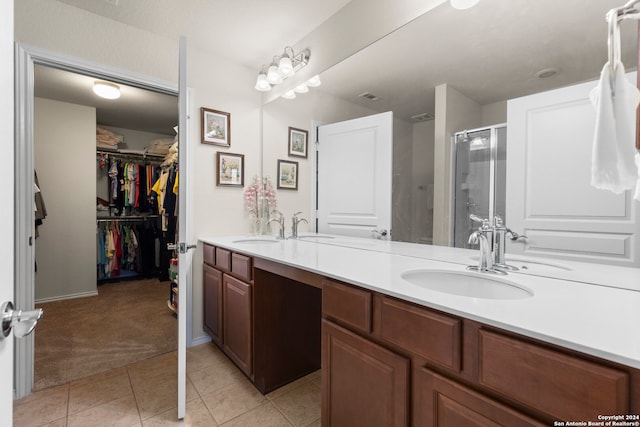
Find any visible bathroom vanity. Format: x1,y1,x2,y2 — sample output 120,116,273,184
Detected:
200,235,640,426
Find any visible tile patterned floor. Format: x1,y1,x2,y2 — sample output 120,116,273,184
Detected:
14,343,321,426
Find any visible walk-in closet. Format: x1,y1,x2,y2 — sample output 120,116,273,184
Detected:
32,64,179,390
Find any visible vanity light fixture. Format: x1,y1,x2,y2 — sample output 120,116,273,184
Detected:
254,46,311,93
450,0,480,10
93,81,121,99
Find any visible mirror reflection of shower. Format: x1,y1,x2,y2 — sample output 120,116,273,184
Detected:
452,124,507,248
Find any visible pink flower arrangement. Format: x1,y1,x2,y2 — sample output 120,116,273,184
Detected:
245,175,277,221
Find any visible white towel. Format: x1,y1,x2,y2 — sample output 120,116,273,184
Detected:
590,62,640,199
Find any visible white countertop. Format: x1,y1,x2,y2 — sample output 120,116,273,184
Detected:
200,234,640,369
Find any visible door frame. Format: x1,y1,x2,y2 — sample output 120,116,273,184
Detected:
14,43,181,398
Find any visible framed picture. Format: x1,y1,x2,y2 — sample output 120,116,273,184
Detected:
201,107,231,147
288,127,308,158
277,159,298,190
216,152,244,187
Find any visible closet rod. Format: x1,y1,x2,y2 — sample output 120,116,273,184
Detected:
97,215,160,223
96,149,165,165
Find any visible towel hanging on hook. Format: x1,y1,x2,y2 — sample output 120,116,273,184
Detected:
590,2,640,200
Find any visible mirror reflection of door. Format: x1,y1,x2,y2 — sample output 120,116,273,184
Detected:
317,112,393,239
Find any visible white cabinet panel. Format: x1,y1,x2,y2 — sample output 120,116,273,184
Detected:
507,74,639,267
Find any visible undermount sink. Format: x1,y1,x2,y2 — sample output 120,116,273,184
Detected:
232,238,279,244
401,269,534,300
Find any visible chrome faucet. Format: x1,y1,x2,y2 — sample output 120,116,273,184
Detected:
467,215,504,274
291,212,308,239
268,210,285,239
493,215,527,271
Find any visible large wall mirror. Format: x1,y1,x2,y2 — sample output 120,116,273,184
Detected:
261,0,638,252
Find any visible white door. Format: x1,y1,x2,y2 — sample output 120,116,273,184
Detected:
176,36,192,420
317,112,393,239
1,1,14,424
506,73,639,267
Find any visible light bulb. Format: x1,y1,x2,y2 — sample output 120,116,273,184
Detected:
278,56,294,77
254,73,271,91
266,65,283,84
306,75,322,87
294,83,309,93
450,0,480,10
282,90,296,99
93,81,121,99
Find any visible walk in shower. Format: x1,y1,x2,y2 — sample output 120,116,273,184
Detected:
452,124,507,248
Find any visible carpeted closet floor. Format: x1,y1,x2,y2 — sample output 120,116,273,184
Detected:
34,278,177,391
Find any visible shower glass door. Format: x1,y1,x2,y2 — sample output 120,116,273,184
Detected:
452,125,506,248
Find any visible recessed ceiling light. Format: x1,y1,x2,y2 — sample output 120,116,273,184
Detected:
450,0,480,10
93,81,121,99
535,68,558,79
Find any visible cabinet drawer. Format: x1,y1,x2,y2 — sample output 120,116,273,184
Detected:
215,247,231,272
418,368,544,427
203,244,215,266
380,297,461,371
478,330,629,421
232,253,252,282
322,279,372,334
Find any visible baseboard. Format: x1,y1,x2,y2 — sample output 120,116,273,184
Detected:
190,334,212,347
35,290,98,304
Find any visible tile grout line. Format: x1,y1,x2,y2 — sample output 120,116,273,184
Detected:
269,400,297,427
126,364,144,426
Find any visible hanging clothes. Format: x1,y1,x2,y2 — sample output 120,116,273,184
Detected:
97,218,160,280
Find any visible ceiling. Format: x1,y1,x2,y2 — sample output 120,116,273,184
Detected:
34,0,353,135
318,0,639,121
34,0,639,131
35,65,179,135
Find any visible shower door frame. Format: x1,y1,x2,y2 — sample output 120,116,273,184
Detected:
450,123,506,247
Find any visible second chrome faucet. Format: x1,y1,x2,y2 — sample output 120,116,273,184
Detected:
291,212,308,239
467,214,527,274
268,211,308,239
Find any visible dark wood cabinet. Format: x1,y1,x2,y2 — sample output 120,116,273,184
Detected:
321,277,640,426
417,368,545,427
202,263,223,345
477,329,629,421
322,319,409,427
222,273,252,376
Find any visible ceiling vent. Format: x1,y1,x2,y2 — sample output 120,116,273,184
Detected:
358,92,381,101
411,112,435,122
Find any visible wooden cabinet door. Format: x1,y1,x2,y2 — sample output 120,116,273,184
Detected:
322,320,409,427
203,264,223,345
223,274,252,376
417,368,544,427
